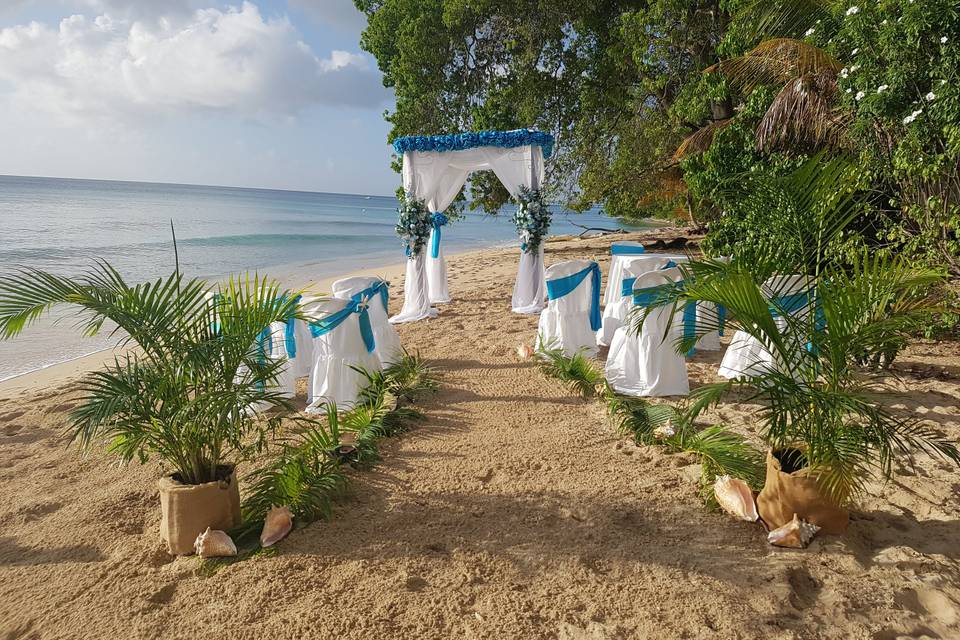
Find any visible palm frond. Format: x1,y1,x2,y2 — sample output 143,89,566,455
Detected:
535,343,604,398
756,72,849,152
707,38,841,93
673,119,732,161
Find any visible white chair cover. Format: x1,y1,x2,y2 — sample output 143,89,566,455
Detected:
603,241,647,305
399,139,547,316
718,274,807,379
605,267,689,397
597,254,684,347
389,252,438,324
332,276,403,366
303,297,382,410
535,259,601,357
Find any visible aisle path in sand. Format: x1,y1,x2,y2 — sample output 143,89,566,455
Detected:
2,233,960,639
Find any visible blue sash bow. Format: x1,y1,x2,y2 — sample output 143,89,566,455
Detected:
611,244,646,256
309,299,376,353
546,262,602,331
632,284,697,357
351,280,389,313
430,212,448,259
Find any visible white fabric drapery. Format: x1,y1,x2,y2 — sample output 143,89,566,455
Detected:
605,267,689,397
597,254,685,347
603,241,647,306
536,259,600,357
332,276,403,366
303,297,382,410
718,274,808,379
396,143,547,320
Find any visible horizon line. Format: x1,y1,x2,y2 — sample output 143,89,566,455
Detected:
0,173,398,200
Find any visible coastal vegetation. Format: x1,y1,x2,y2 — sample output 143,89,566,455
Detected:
356,0,958,331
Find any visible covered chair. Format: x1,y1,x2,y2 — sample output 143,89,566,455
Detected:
332,276,402,366
535,259,602,357
303,297,382,410
718,274,808,379
602,241,648,306
597,254,683,347
605,267,689,397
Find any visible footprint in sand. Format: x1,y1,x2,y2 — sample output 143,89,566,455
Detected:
0,410,26,422
786,567,822,610
897,587,959,627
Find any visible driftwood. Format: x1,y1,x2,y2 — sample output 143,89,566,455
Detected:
569,221,627,238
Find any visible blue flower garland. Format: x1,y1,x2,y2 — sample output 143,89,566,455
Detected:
395,195,432,258
393,129,554,159
513,186,551,254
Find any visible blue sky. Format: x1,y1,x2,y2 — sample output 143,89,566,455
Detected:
0,0,399,195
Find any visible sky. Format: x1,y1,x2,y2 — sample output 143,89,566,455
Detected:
0,0,399,195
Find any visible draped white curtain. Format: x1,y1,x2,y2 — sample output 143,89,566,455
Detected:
393,144,547,322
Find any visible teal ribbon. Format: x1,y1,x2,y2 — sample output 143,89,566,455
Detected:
430,212,448,259
546,262,602,331
718,304,726,336
611,244,646,256
309,299,376,353
769,289,825,354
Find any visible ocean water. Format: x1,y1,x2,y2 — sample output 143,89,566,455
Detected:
0,175,638,381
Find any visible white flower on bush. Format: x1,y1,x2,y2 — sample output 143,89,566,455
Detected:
851,48,859,55
805,27,816,36
926,92,936,101
840,68,849,78
881,19,887,25
877,84,888,93
903,109,923,125
850,64,860,72
846,6,859,15
942,36,949,44
846,88,852,93
855,91,865,101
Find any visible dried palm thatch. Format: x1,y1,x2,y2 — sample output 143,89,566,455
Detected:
673,119,732,161
756,71,850,152
707,39,841,93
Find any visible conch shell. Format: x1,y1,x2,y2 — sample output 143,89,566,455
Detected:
260,505,294,547
517,344,535,360
713,475,759,522
194,527,237,558
653,422,675,439
767,513,820,549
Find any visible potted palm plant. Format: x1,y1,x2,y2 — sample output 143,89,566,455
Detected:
632,156,960,533
0,262,305,554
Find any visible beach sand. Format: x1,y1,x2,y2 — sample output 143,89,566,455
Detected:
2,231,959,639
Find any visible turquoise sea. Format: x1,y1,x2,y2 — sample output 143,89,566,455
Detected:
0,175,637,380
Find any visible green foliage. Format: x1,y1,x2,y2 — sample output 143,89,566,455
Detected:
242,353,439,531
0,262,307,485
356,0,749,218
535,343,604,398
242,413,349,527
637,249,960,505
604,391,763,496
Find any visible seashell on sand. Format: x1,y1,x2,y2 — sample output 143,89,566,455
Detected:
653,422,675,439
517,344,535,360
713,475,759,522
260,505,294,547
767,513,820,549
194,527,237,558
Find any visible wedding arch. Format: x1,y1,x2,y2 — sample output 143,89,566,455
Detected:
388,128,555,324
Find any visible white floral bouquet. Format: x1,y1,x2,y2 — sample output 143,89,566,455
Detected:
395,194,432,258
513,186,551,254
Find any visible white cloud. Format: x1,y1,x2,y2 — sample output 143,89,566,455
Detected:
0,1,387,124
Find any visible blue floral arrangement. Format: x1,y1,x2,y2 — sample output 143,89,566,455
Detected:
513,186,551,254
392,129,555,159
395,195,432,258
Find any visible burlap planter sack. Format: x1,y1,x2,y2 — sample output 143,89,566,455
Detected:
757,449,849,535
158,466,241,555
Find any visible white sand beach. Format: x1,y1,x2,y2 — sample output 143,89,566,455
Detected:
2,231,959,639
